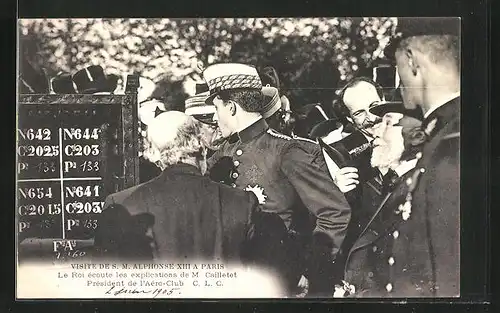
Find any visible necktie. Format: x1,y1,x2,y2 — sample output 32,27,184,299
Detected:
382,169,399,192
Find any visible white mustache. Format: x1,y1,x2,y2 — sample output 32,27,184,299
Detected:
210,128,226,147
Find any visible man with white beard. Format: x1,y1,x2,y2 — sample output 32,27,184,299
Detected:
333,102,426,297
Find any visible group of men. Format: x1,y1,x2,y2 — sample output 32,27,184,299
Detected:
93,18,460,298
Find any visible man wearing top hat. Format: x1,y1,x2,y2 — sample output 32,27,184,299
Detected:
336,17,460,298
335,100,428,297
378,17,460,297
202,63,351,297
312,77,397,281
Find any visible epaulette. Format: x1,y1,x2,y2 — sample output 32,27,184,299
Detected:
267,128,292,140
292,134,318,145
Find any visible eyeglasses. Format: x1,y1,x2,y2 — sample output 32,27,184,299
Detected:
351,101,380,120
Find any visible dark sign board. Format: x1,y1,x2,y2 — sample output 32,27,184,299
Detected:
16,75,140,263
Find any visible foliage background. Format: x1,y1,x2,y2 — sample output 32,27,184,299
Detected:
19,18,398,112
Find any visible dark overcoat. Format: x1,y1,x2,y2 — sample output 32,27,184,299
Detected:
93,163,264,263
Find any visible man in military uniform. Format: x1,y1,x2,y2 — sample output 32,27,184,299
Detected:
202,63,351,297
339,18,460,297
387,17,461,297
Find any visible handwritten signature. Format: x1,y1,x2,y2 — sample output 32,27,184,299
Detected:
105,285,181,298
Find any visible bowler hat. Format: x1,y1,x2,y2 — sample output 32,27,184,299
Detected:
385,17,460,59
72,65,119,94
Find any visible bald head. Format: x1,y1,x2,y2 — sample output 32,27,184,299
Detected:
143,111,209,172
343,80,382,110
342,79,382,133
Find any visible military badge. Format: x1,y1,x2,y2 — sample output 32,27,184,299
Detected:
398,195,413,221
244,185,267,204
333,280,356,298
396,166,426,221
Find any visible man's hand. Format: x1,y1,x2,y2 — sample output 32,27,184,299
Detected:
333,167,359,193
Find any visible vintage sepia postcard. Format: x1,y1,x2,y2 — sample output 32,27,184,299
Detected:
16,17,464,299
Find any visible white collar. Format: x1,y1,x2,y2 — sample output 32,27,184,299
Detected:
322,149,340,180
321,126,344,145
393,158,419,177
423,92,460,119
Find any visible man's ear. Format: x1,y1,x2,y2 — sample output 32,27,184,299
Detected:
228,100,237,116
406,48,419,76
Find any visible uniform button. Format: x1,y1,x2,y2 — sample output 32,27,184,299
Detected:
368,271,374,278
231,183,236,188
393,230,399,239
233,160,240,167
372,246,378,252
236,149,243,156
386,283,393,292
232,172,239,179
388,257,395,266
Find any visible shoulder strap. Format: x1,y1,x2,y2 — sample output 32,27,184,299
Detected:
292,134,318,144
267,128,292,141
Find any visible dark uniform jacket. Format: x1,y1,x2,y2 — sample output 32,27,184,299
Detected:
344,97,460,297
207,118,351,294
93,163,263,263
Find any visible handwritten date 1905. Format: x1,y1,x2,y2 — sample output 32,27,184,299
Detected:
105,285,181,298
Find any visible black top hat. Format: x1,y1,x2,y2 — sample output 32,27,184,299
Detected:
72,65,118,94
385,17,460,59
303,103,332,125
369,101,423,120
319,130,375,183
293,103,334,138
309,118,343,139
51,73,77,94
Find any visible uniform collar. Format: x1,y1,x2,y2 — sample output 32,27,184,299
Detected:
422,96,460,134
234,118,269,144
423,92,460,119
394,158,419,177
